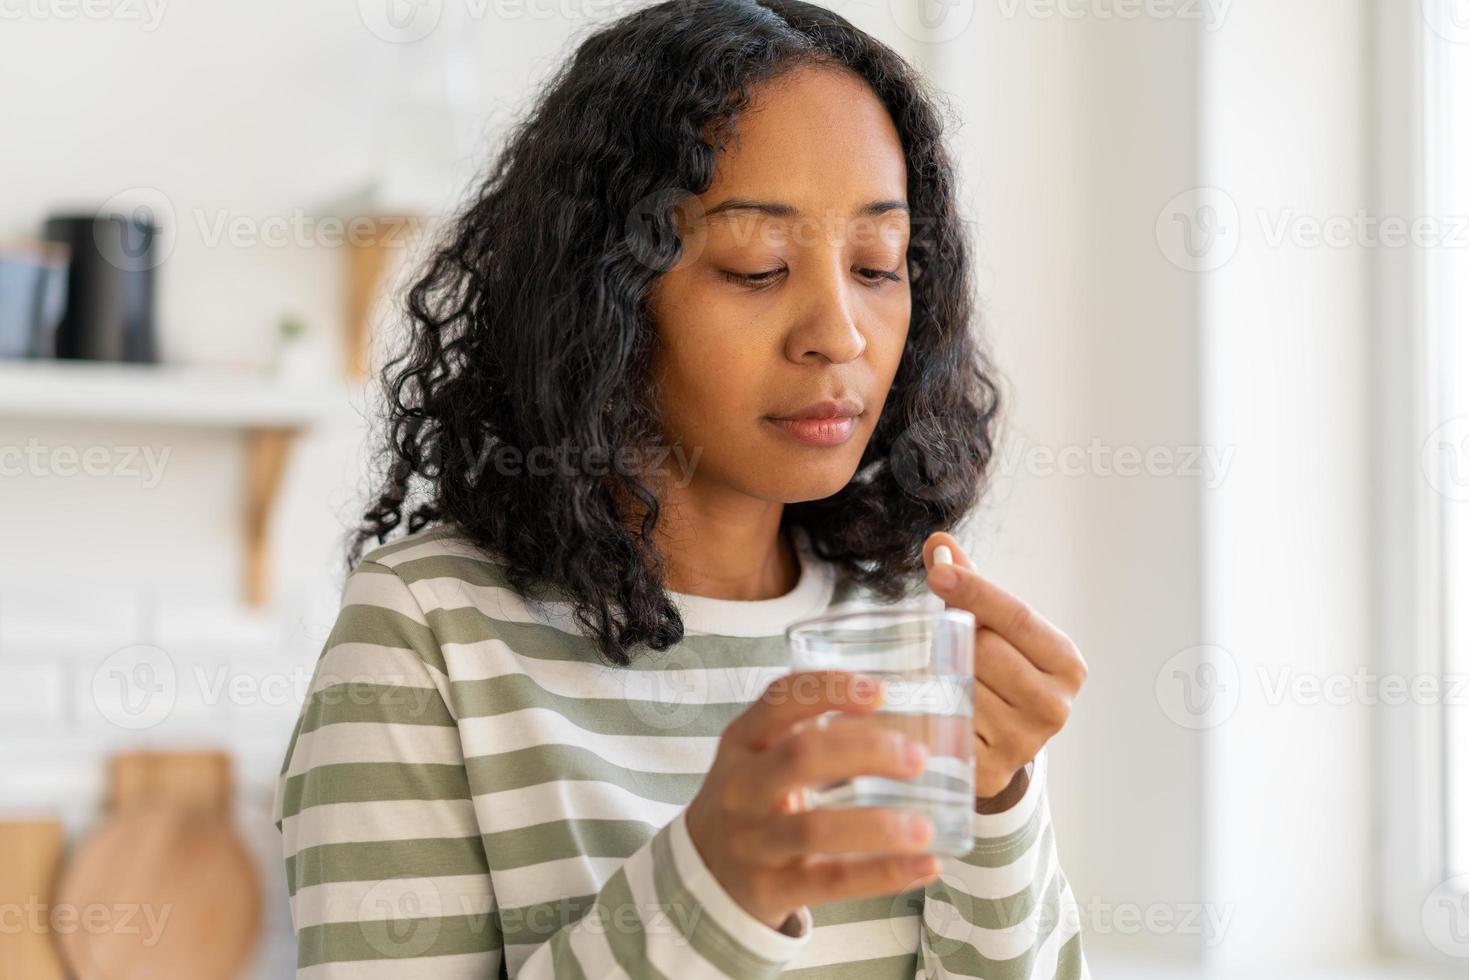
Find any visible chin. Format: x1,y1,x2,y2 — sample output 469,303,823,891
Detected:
763,461,861,504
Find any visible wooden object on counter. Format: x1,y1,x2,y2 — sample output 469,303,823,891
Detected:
110,749,234,811
344,213,422,379
54,750,262,980
0,819,67,980
243,428,293,608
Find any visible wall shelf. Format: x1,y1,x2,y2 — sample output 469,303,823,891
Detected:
0,359,343,429
0,358,353,608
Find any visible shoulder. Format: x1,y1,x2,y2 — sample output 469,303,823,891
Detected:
354,524,523,606
358,523,505,575
352,523,582,645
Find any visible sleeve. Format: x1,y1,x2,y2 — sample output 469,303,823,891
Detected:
274,558,817,980
274,559,502,979
917,747,1091,980
511,805,815,980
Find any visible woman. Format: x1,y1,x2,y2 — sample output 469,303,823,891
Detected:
274,0,1090,976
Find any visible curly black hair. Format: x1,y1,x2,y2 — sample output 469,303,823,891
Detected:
353,0,1001,667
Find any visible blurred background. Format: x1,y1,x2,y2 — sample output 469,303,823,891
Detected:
0,1,1465,977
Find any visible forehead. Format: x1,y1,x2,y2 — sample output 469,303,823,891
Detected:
699,65,908,218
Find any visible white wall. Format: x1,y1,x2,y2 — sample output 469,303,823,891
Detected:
926,0,1388,972
1199,0,1375,971
925,2,1208,964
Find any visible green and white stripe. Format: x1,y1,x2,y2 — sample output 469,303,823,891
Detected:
273,525,1089,978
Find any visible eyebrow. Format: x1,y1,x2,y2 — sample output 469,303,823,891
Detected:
702,198,910,220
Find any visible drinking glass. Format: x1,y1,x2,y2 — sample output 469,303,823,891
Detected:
785,601,976,856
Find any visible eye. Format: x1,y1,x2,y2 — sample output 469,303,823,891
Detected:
856,267,903,285
721,267,785,288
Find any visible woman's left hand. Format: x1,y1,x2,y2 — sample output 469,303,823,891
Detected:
922,532,1089,803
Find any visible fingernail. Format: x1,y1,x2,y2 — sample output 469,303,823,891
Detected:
905,813,933,843
933,545,953,567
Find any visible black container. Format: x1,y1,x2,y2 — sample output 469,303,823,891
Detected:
42,212,159,362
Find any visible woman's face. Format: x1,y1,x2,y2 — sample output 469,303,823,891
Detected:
646,64,912,507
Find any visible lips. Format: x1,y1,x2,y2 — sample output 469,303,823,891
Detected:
769,397,865,421
764,397,864,448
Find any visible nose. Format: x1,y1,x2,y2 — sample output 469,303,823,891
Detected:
781,254,868,365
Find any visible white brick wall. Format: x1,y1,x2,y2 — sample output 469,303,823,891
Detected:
0,584,339,978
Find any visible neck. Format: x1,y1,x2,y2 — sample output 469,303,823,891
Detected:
640,481,799,601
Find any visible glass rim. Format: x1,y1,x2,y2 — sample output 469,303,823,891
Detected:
784,599,976,640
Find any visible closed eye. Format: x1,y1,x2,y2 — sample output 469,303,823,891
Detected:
722,266,903,288
721,268,784,286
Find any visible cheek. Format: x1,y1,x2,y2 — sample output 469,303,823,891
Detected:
865,317,910,393
656,339,758,442
886,294,913,358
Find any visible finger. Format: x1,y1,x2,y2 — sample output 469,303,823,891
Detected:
740,715,927,809
726,670,885,752
975,627,1076,727
972,680,1019,750
754,806,936,863
777,851,942,907
973,627,1035,708
926,563,1077,675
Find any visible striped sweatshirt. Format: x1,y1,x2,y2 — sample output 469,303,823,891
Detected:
273,525,1089,979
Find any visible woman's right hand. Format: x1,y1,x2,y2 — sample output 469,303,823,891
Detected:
683,669,943,932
